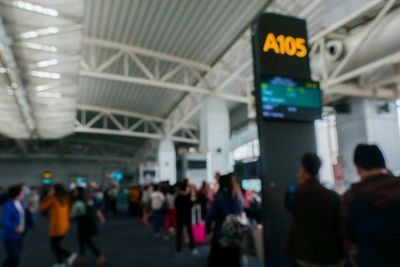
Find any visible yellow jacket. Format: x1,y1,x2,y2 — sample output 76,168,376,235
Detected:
40,195,70,237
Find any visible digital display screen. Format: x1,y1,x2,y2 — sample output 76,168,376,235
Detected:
260,76,321,121
188,160,207,169
242,179,262,192
106,172,124,180
42,178,52,185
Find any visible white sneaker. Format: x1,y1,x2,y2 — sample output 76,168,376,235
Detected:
191,249,199,255
67,253,78,266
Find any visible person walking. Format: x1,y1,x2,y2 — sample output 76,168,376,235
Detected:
1,185,28,267
25,187,40,225
175,180,198,255
197,181,209,221
283,153,343,267
40,184,77,267
141,185,153,228
342,144,400,267
150,185,165,238
206,173,244,267
70,187,106,266
164,186,177,237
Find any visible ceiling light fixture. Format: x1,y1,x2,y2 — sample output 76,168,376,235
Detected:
21,43,58,53
12,1,59,17
29,71,61,79
36,58,59,68
36,92,62,98
19,27,59,39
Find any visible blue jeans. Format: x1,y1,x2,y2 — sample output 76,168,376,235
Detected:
2,239,23,267
153,210,164,234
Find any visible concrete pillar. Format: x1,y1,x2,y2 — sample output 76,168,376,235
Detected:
157,140,176,185
200,97,231,181
336,98,400,184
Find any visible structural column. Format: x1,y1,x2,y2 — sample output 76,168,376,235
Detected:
336,98,400,184
157,140,177,185
199,97,231,181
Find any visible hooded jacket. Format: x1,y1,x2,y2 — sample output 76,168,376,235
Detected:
342,173,400,267
284,178,343,265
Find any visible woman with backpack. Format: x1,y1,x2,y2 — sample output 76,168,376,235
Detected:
206,173,245,267
40,184,77,267
70,187,106,266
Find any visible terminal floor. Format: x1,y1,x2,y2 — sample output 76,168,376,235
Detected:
1,209,210,267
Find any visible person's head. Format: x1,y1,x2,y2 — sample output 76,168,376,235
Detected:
54,184,67,196
353,144,386,179
214,172,221,181
30,186,37,193
219,173,240,198
72,187,87,202
8,185,24,201
201,181,209,192
54,184,68,204
20,183,26,190
155,184,162,192
297,153,321,184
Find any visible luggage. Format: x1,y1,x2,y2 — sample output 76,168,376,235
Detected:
192,204,206,244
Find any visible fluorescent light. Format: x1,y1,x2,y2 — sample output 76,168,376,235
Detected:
19,27,59,39
36,92,62,98
29,71,61,79
37,59,59,68
34,84,50,91
19,31,39,39
21,43,58,53
12,1,59,16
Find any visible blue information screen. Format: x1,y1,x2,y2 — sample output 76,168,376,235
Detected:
260,76,321,121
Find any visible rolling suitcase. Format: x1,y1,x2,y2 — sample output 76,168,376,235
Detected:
192,204,206,244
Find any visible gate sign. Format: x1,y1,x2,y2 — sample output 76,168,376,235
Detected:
252,13,321,122
251,13,320,266
253,13,311,80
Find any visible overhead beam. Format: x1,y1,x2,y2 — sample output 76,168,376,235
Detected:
324,83,399,99
84,37,211,71
322,50,400,88
75,105,199,144
309,0,385,44
77,104,198,130
165,59,252,136
79,70,249,104
74,127,198,144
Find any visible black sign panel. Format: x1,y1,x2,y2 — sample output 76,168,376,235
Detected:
251,13,318,266
253,13,311,80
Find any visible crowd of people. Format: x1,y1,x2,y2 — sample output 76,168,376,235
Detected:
127,175,262,260
0,143,399,267
0,183,107,267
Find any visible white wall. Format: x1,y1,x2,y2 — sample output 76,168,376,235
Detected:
157,140,177,185
200,97,231,179
336,98,400,184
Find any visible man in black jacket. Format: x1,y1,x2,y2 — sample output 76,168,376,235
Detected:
284,153,343,267
342,144,400,267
